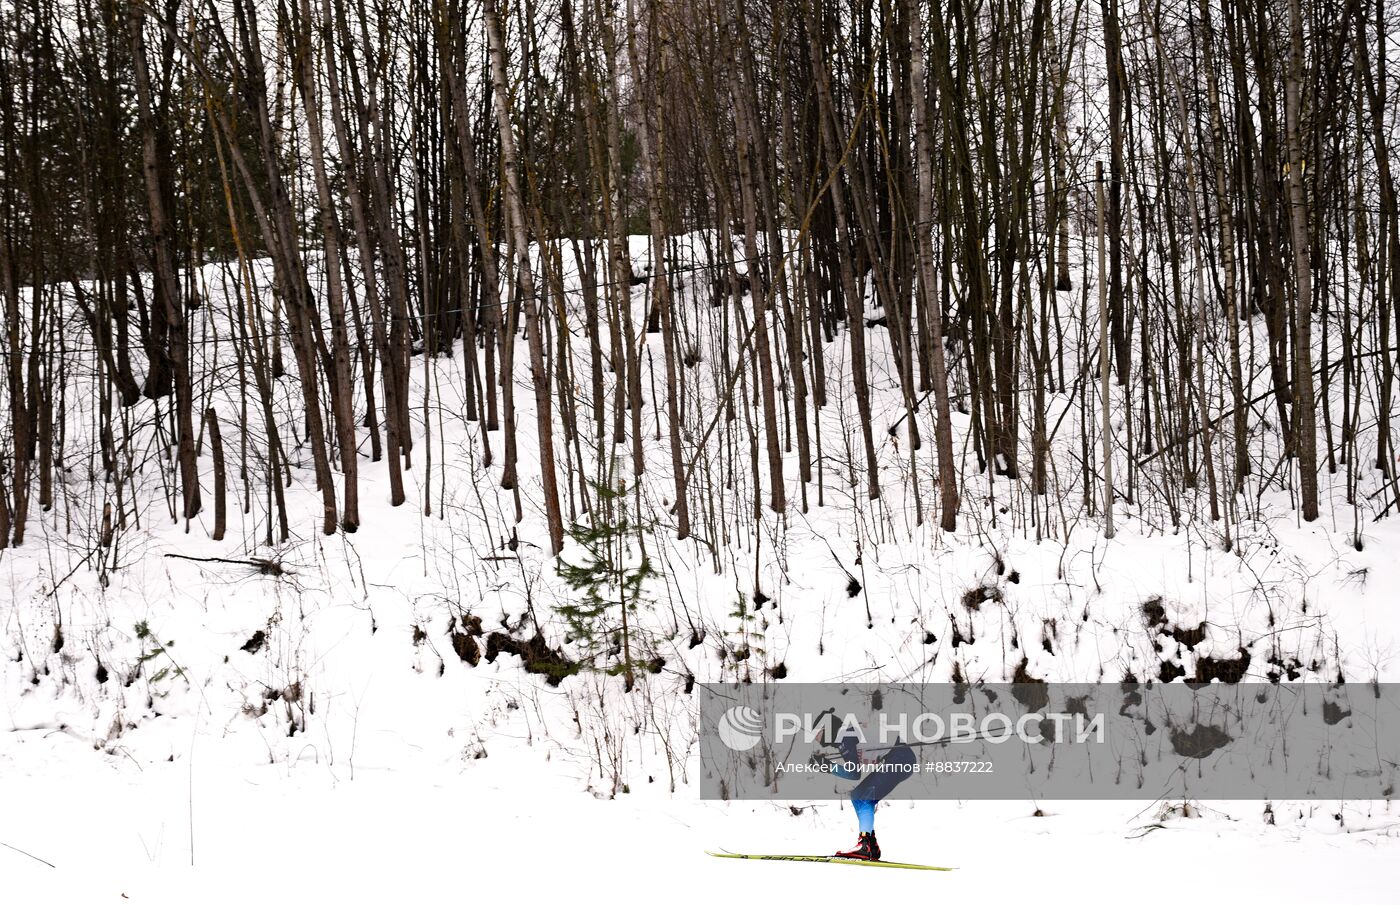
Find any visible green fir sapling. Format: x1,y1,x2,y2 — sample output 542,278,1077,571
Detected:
555,481,656,691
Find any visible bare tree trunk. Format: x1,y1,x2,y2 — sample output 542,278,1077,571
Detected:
294,0,358,531
0,197,25,547
1284,0,1319,521
624,0,691,532
1097,162,1115,539
805,1,880,500
130,4,200,522
906,0,959,531
325,0,403,505
1199,0,1249,485
724,5,783,514
205,407,227,541
483,0,565,554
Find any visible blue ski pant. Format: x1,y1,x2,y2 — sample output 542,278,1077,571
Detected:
842,743,916,832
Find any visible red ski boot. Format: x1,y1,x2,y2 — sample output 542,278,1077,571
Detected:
835,832,881,861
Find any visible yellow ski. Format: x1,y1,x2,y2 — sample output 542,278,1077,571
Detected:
706,851,953,871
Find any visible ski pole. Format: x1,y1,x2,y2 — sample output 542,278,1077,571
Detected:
821,730,1014,756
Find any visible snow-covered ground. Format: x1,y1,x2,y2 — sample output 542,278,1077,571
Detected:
3,236,1399,901
5,754,1398,901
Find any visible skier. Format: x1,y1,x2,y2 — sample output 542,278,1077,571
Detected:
815,709,917,861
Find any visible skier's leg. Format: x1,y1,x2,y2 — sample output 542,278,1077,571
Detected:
838,745,914,859
836,798,881,859
852,798,877,833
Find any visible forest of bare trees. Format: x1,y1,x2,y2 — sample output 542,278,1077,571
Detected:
1,0,1398,559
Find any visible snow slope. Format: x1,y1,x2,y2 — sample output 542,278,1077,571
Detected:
3,236,1399,902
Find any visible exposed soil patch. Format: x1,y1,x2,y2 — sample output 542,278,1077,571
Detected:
1119,671,1143,711
1158,660,1186,683
1011,657,1049,711
962,584,1004,611
484,632,578,686
1141,597,1168,629
1191,648,1251,684
451,631,480,666
1266,654,1303,682
1322,699,1352,725
1169,723,1232,758
1168,622,1206,650
1143,597,1206,651
453,614,483,637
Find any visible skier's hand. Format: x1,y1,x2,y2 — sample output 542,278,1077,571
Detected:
812,708,839,747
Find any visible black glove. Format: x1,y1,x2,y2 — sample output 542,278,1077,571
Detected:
812,708,840,748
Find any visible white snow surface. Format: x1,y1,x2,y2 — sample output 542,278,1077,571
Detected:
3,235,1399,902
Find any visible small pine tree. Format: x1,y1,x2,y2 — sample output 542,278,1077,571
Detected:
726,595,767,682
555,481,656,690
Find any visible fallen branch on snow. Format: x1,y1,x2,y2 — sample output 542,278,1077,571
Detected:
162,553,289,576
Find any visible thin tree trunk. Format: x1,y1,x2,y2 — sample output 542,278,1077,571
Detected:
1284,0,1319,521
483,0,565,554
906,0,959,531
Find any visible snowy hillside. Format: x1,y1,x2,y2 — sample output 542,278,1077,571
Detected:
3,233,1398,902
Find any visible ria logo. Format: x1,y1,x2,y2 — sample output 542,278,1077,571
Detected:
717,705,765,751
